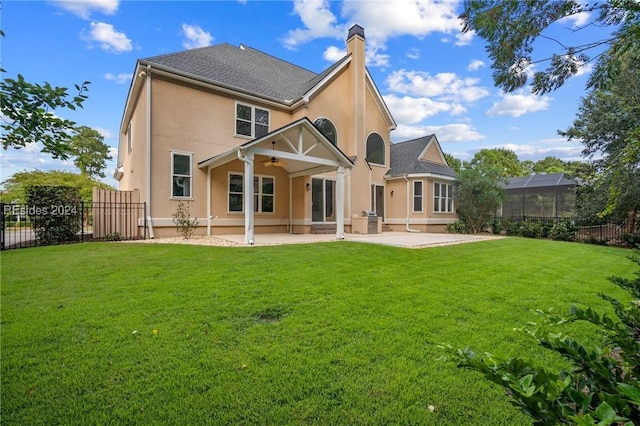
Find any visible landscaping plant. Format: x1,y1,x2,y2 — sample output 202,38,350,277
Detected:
448,251,640,425
172,201,198,239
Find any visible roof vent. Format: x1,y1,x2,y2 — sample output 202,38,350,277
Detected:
239,44,246,50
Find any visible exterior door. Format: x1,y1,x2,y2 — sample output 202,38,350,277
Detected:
372,184,384,221
312,178,336,223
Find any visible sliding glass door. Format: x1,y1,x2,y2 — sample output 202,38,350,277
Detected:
311,178,336,223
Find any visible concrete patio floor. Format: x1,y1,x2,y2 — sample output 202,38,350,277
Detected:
216,231,502,248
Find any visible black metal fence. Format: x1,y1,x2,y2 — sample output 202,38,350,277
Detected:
1,202,147,250
494,215,640,248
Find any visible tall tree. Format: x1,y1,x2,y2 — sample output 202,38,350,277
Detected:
469,148,525,178
454,164,507,233
459,1,640,94
443,152,462,173
560,49,640,219
70,126,112,179
0,30,90,160
533,156,567,174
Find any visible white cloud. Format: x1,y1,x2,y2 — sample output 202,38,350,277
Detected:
83,21,132,53
181,23,213,49
406,48,420,60
323,45,346,62
104,72,132,84
93,127,116,139
282,0,343,49
392,123,485,143
487,90,552,117
384,95,464,125
51,0,119,19
387,70,490,103
454,29,474,46
494,141,583,161
559,11,591,28
467,59,485,71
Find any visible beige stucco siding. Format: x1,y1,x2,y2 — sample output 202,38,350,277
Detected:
118,78,148,203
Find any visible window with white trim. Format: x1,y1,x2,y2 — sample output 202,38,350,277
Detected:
236,103,269,138
228,173,275,213
171,152,192,198
434,182,454,213
413,181,423,212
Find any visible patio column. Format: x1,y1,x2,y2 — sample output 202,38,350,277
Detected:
243,152,255,245
336,166,345,239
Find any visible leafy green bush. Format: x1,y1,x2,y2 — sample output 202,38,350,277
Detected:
104,232,121,242
446,220,469,234
446,251,640,425
27,185,81,246
490,218,503,234
550,220,577,242
172,201,199,239
519,221,543,238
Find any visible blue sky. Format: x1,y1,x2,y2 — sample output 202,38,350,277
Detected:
1,0,613,187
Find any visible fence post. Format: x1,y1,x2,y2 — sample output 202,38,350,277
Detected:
1,202,5,251
81,201,85,242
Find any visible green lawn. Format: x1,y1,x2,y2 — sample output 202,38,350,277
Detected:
1,238,635,425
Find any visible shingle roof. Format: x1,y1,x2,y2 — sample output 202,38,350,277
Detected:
505,173,577,189
141,43,335,104
387,136,456,178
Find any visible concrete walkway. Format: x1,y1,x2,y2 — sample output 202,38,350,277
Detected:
216,231,502,248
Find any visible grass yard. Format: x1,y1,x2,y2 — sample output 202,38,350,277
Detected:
0,238,635,425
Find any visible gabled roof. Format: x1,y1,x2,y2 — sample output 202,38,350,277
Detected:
141,43,345,105
387,135,456,178
506,173,577,190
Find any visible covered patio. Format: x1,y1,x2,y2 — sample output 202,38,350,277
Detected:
198,118,354,245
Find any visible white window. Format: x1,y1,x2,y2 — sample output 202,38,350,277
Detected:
434,182,454,213
171,152,192,198
228,173,275,213
413,181,423,212
236,103,269,138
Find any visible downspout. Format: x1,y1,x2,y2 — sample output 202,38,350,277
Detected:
145,64,154,239
404,175,420,233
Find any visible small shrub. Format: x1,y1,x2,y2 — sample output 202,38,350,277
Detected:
519,221,543,238
446,220,468,234
505,219,522,236
104,232,121,242
549,219,577,241
490,218,503,235
27,185,81,246
172,201,199,239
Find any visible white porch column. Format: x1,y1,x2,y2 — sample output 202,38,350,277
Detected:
206,167,211,236
336,166,345,239
243,152,255,245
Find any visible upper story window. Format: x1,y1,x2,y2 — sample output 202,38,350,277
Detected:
366,133,385,165
434,182,454,213
236,103,269,138
171,152,192,198
314,117,337,146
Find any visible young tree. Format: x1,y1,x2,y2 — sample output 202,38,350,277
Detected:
70,126,112,179
454,164,507,233
459,1,640,94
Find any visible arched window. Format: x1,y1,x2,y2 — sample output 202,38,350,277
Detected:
366,133,385,165
314,118,338,146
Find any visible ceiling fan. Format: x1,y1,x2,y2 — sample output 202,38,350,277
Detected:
264,141,287,167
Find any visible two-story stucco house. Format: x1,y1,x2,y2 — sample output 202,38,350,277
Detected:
115,25,457,244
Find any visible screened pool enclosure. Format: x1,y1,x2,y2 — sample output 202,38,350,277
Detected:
500,173,578,218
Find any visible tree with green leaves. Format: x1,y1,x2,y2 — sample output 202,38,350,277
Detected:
469,148,525,178
70,126,112,179
454,163,507,233
560,49,640,220
459,1,640,94
0,170,114,204
443,152,462,173
0,30,90,160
